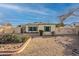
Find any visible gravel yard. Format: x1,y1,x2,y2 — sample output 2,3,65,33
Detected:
13,35,79,56
0,43,23,51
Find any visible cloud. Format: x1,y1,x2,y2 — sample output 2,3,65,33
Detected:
0,3,60,25
24,8,49,15
0,4,50,15
0,4,22,11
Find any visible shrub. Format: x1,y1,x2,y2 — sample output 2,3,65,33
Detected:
0,34,28,44
22,35,29,42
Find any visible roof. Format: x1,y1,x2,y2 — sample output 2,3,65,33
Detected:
25,22,56,25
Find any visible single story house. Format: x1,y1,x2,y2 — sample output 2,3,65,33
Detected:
25,22,56,35
18,22,78,35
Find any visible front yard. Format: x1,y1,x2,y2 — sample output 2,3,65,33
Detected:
14,35,79,56
0,33,78,56
0,34,31,55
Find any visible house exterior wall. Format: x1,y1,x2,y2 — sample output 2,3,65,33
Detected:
38,25,44,31
25,23,77,35
26,24,56,35
26,25,28,32
42,25,56,35
26,25,38,32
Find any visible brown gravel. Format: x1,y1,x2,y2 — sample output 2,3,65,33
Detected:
0,43,23,51
14,37,65,56
13,35,79,56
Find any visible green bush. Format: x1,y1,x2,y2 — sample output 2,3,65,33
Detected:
21,36,29,42
0,34,28,44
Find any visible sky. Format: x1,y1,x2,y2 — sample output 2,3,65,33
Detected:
0,3,79,26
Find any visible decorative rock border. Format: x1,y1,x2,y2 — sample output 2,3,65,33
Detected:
0,37,31,55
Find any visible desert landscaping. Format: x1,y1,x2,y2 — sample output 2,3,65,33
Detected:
13,35,79,56
0,3,79,56
0,22,78,56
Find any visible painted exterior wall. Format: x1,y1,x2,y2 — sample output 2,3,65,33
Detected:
26,25,38,32
26,24,56,35
26,25,29,33
24,22,78,35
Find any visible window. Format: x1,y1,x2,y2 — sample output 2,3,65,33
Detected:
44,26,51,32
28,27,37,31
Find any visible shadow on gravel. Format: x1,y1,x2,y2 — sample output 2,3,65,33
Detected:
64,35,79,56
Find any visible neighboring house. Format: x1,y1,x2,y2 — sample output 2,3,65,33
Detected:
25,22,56,35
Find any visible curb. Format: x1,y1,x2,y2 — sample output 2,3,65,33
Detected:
0,37,31,55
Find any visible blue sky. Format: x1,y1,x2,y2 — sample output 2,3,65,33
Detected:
0,3,79,26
